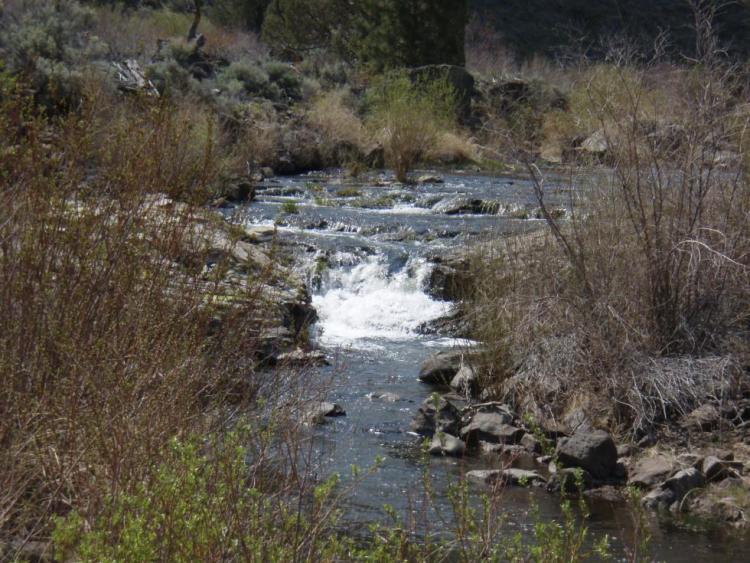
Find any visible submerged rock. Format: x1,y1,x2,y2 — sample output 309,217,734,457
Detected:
417,174,444,184
366,392,401,403
304,402,346,425
467,468,545,487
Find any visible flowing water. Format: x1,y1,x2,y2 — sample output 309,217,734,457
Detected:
234,171,749,561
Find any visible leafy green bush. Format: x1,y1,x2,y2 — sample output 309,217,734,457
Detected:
0,0,108,109
52,433,349,562
366,72,457,182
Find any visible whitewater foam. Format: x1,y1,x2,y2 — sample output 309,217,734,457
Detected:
312,255,450,349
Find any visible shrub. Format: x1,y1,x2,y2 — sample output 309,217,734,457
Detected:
0,0,108,109
308,88,366,152
280,200,300,214
216,60,270,96
366,73,457,182
467,47,750,432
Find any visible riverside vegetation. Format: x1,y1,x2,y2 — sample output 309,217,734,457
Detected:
1,0,750,561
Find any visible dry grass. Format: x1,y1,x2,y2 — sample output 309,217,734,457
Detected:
427,131,480,165
0,78,324,558
466,38,750,434
308,89,366,151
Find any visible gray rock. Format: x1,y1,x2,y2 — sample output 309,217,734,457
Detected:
417,174,444,184
411,395,461,437
521,433,543,454
460,412,518,446
276,348,329,366
547,467,593,493
617,444,637,458
432,197,499,216
466,469,502,484
366,392,400,403
701,456,741,482
629,455,675,488
450,365,478,396
429,433,466,457
418,350,468,385
643,468,706,511
304,402,346,424
556,430,618,479
426,262,471,301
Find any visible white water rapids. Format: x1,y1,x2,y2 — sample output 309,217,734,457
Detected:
312,255,451,349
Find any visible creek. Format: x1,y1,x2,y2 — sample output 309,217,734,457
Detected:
234,170,748,561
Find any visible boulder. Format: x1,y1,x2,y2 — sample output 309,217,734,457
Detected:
419,350,470,385
629,455,675,489
411,395,461,437
460,412,520,447
432,197,499,215
426,262,471,301
429,433,466,457
556,430,618,479
691,495,745,524
643,468,705,511
450,365,478,397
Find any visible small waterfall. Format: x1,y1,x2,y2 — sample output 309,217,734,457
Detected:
312,253,450,349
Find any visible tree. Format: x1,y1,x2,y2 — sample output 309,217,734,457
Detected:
352,0,468,69
260,0,468,67
207,0,271,31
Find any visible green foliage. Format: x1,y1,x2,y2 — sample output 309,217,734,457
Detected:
366,72,456,182
261,0,347,59
0,0,108,109
352,0,468,70
208,0,271,31
279,200,300,214
52,433,348,562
